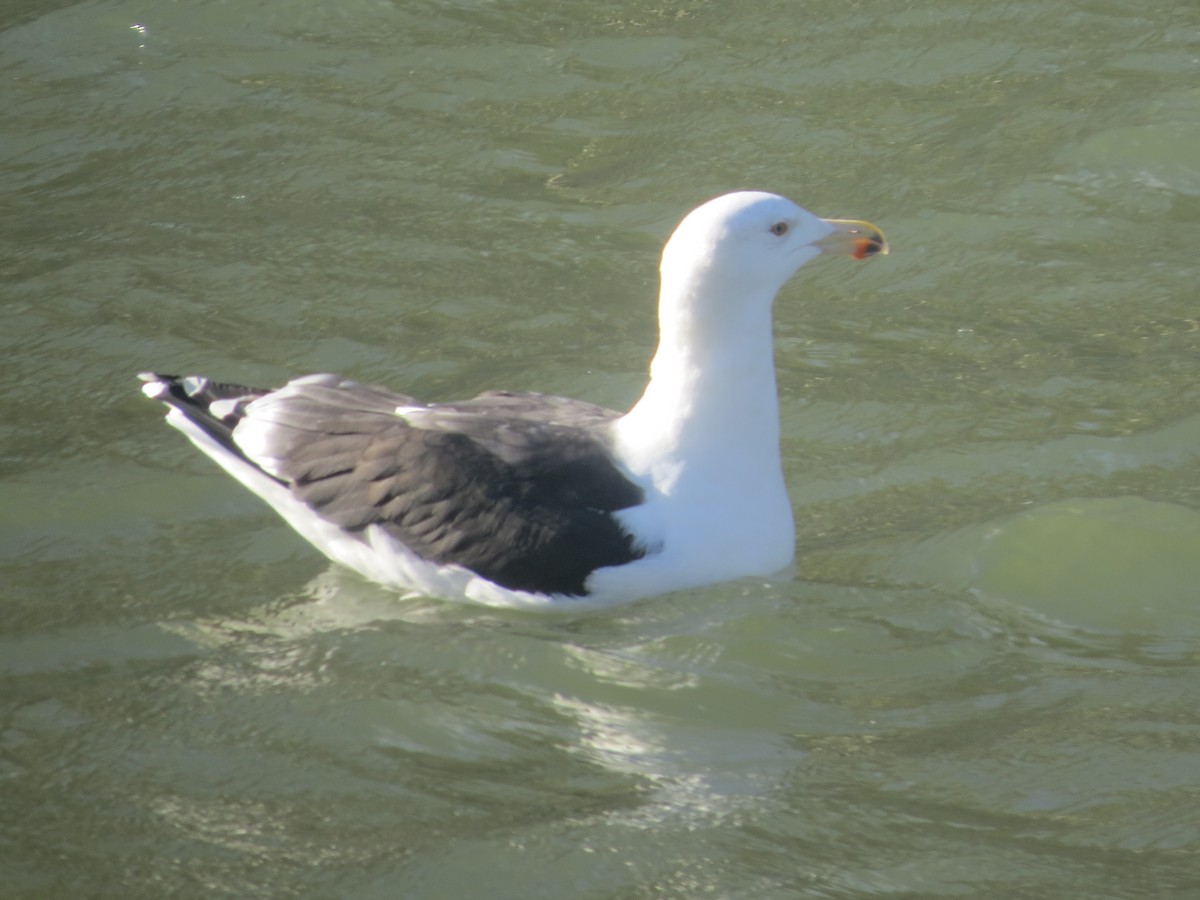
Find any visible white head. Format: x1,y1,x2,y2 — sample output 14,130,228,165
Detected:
659,191,887,317
621,192,884,496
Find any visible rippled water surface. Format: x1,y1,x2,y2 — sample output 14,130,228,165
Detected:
3,0,1199,896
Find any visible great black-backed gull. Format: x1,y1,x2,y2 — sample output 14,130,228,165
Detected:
141,191,887,608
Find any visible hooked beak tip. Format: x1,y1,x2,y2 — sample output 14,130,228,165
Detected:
819,218,889,260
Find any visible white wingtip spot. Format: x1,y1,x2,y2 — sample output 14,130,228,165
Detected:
141,380,168,400
182,376,208,397
209,398,239,419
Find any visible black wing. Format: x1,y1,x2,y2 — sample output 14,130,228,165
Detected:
143,373,645,596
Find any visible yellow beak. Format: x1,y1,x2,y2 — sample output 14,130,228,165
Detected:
817,218,889,260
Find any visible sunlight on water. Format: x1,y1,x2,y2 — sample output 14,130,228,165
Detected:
885,495,1200,634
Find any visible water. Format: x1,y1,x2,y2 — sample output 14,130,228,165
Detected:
3,0,1198,896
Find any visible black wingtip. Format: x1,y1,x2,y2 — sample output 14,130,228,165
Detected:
139,372,284,480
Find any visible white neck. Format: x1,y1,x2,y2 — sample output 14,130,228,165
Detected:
613,267,784,497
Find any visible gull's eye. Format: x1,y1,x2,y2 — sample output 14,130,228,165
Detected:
769,221,790,236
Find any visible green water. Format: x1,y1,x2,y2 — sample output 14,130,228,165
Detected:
2,0,1198,896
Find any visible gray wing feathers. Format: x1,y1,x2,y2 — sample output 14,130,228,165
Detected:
226,374,644,595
